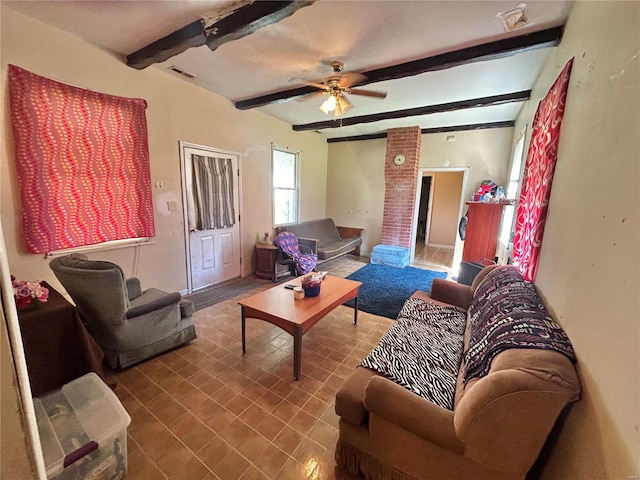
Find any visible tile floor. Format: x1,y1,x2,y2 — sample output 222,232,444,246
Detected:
412,242,454,274
103,253,453,479
104,270,390,480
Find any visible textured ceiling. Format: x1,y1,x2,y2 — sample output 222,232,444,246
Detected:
6,0,574,139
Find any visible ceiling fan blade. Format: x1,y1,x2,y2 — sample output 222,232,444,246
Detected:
296,91,327,102
337,71,367,88
348,88,387,99
289,77,328,90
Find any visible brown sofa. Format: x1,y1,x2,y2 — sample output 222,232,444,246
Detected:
280,218,363,262
335,265,581,480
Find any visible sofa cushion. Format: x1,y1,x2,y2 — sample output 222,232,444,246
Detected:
360,298,467,410
284,218,341,245
284,218,362,261
464,266,576,385
316,237,361,260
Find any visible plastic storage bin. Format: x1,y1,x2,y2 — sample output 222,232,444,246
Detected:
33,373,131,480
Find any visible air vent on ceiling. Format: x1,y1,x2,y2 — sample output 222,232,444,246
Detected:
167,66,196,80
496,3,528,31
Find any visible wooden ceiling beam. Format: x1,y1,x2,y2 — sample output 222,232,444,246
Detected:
205,1,314,52
325,121,515,143
127,19,205,70
127,1,314,70
234,26,562,110
292,91,531,132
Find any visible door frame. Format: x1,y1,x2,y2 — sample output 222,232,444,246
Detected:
179,141,244,294
418,174,435,246
410,167,469,270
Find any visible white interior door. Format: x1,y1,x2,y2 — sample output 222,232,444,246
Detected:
180,142,241,292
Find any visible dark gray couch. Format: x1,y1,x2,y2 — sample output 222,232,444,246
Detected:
281,218,363,263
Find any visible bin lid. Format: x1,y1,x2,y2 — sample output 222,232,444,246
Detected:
34,373,131,477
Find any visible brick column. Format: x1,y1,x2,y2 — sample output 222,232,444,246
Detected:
381,126,421,248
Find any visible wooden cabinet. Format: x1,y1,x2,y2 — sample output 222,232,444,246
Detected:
17,282,104,397
255,244,290,282
462,202,509,263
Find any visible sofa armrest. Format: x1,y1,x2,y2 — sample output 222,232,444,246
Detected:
430,278,473,310
336,226,363,239
126,291,182,319
297,237,318,254
454,357,581,475
364,376,463,453
335,367,378,426
126,277,142,300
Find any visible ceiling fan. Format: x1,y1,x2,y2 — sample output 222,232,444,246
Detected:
297,61,387,116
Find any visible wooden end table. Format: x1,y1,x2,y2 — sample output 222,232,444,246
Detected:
238,275,361,380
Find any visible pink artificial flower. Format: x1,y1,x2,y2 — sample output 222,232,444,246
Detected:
11,275,49,310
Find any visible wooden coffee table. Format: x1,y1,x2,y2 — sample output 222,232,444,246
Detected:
238,275,362,380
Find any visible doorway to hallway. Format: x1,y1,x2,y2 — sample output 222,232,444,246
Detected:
411,168,468,273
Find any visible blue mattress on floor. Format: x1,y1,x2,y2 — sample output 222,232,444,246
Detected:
370,244,410,268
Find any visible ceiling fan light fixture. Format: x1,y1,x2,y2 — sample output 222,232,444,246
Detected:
319,94,337,114
336,95,352,116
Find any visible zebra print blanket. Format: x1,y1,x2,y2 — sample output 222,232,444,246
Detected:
360,298,467,410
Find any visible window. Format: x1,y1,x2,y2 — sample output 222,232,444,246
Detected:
272,146,299,226
499,128,526,246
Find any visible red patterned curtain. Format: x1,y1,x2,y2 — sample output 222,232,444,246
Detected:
512,58,573,281
8,65,155,254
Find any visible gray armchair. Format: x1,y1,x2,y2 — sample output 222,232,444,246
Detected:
49,255,196,369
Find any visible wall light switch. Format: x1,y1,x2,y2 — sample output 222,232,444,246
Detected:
167,201,178,211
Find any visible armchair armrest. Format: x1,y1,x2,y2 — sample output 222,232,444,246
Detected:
430,278,473,311
297,237,318,254
364,376,463,453
126,277,142,300
126,291,182,319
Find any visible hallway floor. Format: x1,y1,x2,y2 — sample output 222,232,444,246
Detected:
412,240,454,275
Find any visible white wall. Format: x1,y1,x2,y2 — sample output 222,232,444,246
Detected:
0,5,328,474
0,5,328,295
325,138,386,254
326,128,513,254
514,1,639,477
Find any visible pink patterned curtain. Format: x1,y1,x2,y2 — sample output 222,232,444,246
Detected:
8,65,155,254
512,59,573,281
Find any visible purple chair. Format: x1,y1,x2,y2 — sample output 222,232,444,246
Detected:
273,231,318,276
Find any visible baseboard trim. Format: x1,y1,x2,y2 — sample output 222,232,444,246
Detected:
426,244,455,250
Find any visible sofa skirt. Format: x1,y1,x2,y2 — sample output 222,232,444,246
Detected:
335,440,416,480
